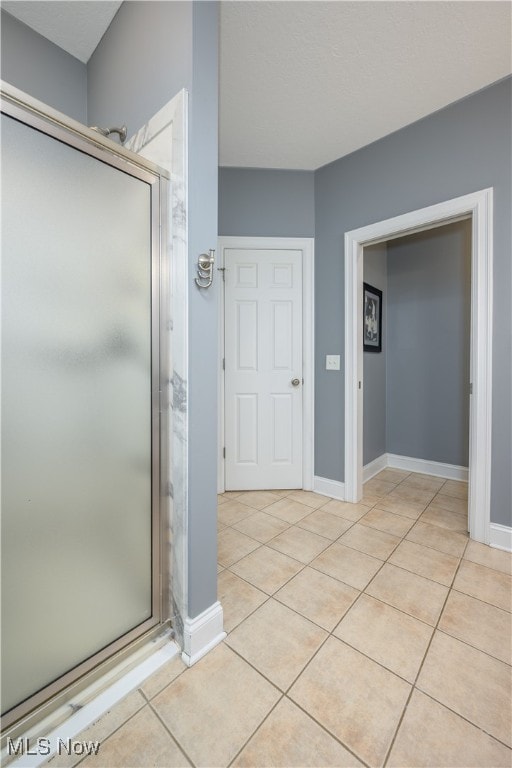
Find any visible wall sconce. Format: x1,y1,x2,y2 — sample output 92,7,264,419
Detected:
195,249,215,289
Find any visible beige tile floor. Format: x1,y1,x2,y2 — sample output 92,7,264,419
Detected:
48,472,512,768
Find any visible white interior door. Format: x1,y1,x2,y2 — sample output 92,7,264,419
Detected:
224,248,303,490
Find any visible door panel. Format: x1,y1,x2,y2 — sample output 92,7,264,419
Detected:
272,302,293,368
1,112,160,719
237,302,258,369
272,394,293,462
225,248,302,489
236,394,259,463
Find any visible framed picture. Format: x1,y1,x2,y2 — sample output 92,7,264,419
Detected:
363,282,382,353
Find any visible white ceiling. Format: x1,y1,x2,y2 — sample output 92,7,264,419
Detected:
220,1,512,169
1,1,122,63
2,1,511,170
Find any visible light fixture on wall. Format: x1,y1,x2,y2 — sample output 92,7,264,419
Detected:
195,249,215,288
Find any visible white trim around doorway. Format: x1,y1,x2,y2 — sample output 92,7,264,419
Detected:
344,188,493,545
217,236,315,494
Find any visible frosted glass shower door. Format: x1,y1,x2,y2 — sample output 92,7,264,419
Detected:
1,112,162,719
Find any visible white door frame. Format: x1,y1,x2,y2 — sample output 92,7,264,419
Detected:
218,236,315,493
344,188,493,544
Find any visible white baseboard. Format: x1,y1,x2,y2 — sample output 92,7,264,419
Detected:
385,453,468,482
363,454,388,483
362,453,469,483
314,476,345,501
181,601,226,667
489,523,512,552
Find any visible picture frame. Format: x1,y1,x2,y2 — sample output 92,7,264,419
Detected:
363,282,382,353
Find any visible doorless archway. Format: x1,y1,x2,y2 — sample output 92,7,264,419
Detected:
344,189,493,544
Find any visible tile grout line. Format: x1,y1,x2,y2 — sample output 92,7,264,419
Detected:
225,693,286,768
228,554,442,640
409,688,512,752
275,539,404,765
217,641,360,768
220,479,477,632
222,501,374,593
216,477,510,767
142,602,509,768
381,534,472,767
284,695,373,768
219,532,393,766
282,552,392,668
402,529,469,558
374,557,458,589
147,700,197,768
281,630,368,763
343,591,436,630
224,642,289,694
226,513,371,599
222,586,274,635
225,552,306,594
223,512,367,634
222,503,468,641
448,585,512,614
220,505,347,634
363,502,429,521
313,514,462,695
223,518,319,581
222,492,505,645
225,481,469,765
358,517,416,538
322,634,425,688
432,626,512,668
223,513,378,633
59,699,149,768
219,495,336,567
457,557,512,579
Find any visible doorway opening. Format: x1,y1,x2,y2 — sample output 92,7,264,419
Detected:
344,189,493,545
361,221,471,531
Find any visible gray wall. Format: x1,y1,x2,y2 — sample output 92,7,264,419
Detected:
88,1,219,618
87,1,193,134
186,0,219,618
387,221,471,466
218,167,315,237
0,10,87,123
363,243,388,465
362,223,471,469
315,77,511,526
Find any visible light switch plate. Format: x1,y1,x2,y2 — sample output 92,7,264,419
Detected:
326,355,340,371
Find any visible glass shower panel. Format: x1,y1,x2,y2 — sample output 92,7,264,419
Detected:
1,114,154,715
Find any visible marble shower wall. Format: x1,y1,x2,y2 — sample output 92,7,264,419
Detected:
126,89,188,647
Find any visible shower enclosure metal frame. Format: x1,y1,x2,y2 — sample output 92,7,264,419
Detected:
1,82,172,735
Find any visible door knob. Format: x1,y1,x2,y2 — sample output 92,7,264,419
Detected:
291,378,300,387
